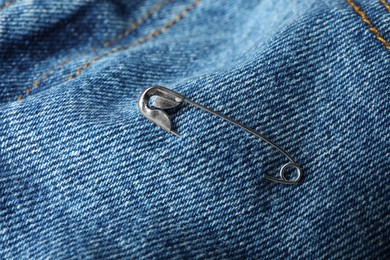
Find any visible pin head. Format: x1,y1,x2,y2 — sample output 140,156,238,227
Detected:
138,86,184,135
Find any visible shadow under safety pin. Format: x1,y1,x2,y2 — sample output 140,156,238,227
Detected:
138,86,303,185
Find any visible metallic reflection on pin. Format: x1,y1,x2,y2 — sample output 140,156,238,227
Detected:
138,86,303,185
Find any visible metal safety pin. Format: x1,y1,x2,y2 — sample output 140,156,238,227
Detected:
138,86,303,185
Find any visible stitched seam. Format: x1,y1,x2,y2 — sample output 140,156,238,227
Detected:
346,0,390,50
380,0,390,12
16,0,170,101
66,0,201,81
0,0,15,11
104,0,171,47
17,0,201,101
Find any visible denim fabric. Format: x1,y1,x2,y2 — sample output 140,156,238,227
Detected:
0,0,389,259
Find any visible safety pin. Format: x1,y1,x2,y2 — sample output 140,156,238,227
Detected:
138,86,303,185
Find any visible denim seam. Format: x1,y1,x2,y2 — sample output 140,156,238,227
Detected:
0,0,15,11
346,0,390,50
16,0,173,101
65,0,201,81
16,0,201,101
103,0,172,48
380,0,390,12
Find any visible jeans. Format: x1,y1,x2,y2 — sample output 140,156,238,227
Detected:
0,0,389,258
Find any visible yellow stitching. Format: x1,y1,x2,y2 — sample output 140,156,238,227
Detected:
16,0,169,101
346,0,390,50
0,0,15,11
17,0,200,101
64,0,201,82
380,0,390,12
104,0,171,47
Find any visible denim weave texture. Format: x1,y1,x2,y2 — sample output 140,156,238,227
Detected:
0,0,389,259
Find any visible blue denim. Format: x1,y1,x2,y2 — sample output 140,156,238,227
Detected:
0,0,389,259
